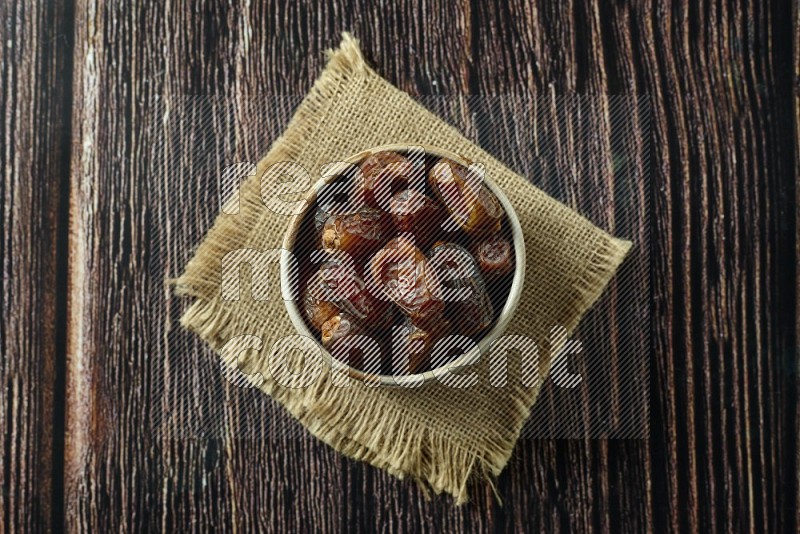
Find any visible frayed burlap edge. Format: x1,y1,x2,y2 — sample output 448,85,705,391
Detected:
173,33,632,505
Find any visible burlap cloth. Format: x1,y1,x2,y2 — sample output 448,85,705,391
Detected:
175,34,631,504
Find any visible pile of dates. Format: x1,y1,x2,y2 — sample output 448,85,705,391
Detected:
297,149,515,375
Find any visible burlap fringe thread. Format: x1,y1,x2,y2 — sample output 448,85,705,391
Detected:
174,33,632,505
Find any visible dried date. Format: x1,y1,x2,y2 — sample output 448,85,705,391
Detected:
320,207,390,260
304,260,392,330
395,317,452,374
389,189,442,246
320,312,364,349
358,151,414,207
429,242,494,336
428,158,503,235
367,236,445,326
473,234,514,276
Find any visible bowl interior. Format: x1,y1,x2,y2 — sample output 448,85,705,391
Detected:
281,144,525,386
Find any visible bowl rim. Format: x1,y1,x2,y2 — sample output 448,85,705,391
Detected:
280,143,526,386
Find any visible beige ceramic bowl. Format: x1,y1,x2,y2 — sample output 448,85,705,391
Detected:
280,144,525,386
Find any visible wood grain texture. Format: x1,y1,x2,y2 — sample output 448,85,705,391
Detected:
0,0,72,531
796,0,800,523
60,0,797,533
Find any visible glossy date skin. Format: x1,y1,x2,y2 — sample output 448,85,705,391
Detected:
473,234,514,277
303,260,393,331
396,317,452,374
388,189,443,248
367,236,445,328
320,312,364,349
428,158,503,235
320,207,391,260
357,151,415,208
429,242,494,337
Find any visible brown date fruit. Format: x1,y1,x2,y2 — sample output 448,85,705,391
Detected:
320,207,390,260
314,165,365,234
428,158,503,235
302,292,339,330
358,151,414,207
320,312,364,349
396,317,452,374
429,242,494,336
473,234,514,276
389,189,442,246
367,236,445,327
304,261,392,330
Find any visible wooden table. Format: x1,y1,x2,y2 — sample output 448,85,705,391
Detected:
2,0,797,531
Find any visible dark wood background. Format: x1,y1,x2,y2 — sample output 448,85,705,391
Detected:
1,0,797,531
